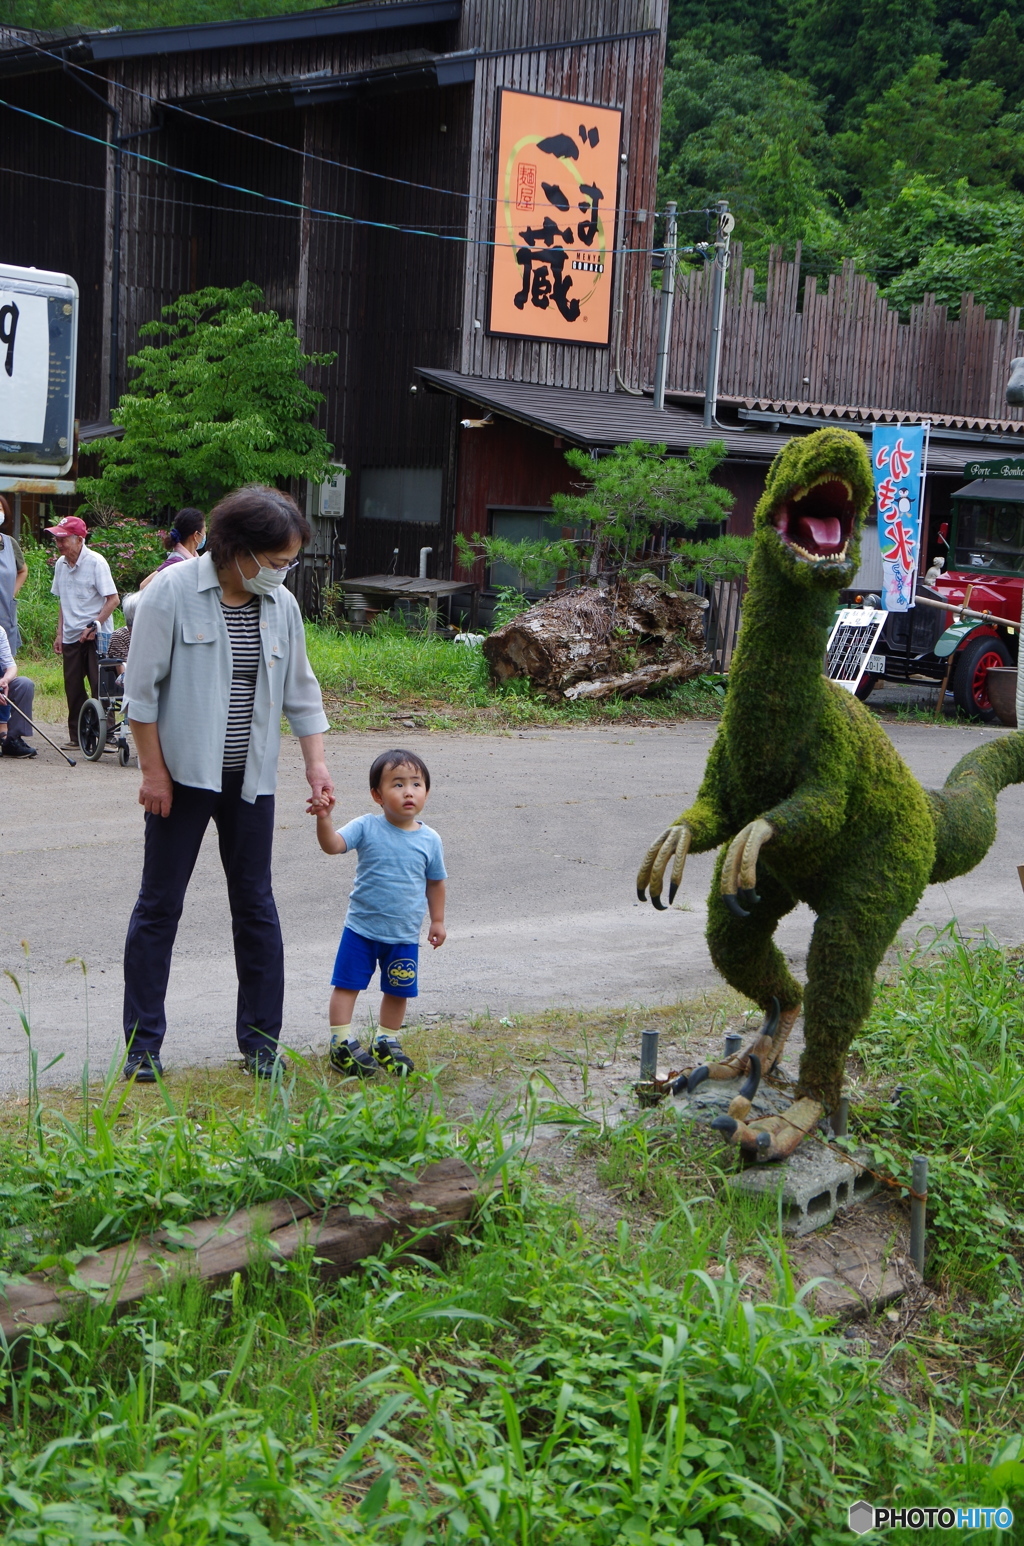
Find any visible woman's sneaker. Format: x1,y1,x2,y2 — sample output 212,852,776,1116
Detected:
372,1034,415,1077
329,1035,378,1077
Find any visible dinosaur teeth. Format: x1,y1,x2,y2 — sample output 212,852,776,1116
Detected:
787,540,850,563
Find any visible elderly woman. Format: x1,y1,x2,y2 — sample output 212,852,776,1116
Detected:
122,485,334,1082
139,507,206,591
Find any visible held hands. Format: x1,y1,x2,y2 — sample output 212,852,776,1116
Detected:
304,760,335,815
307,789,336,817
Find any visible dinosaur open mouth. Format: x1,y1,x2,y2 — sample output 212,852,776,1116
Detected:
771,475,856,563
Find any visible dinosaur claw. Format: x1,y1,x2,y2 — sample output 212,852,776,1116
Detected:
650,894,668,911
686,1065,710,1093
668,881,679,904
725,893,750,918
711,1115,738,1137
738,1052,762,1101
636,886,648,903
738,887,761,907
763,996,781,1040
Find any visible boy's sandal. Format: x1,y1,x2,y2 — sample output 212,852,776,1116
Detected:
373,1035,415,1076
329,1037,378,1077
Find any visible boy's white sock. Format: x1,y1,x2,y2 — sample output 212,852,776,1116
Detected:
329,1023,354,1046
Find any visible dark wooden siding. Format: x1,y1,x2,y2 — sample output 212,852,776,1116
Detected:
457,0,668,394
452,409,581,586
0,71,109,424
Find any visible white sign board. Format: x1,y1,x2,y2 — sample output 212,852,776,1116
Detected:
0,262,78,477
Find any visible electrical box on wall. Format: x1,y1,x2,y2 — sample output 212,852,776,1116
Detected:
319,464,347,518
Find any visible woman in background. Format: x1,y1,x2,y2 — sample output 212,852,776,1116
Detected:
139,507,206,590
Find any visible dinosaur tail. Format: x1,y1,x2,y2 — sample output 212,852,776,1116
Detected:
927,731,1024,884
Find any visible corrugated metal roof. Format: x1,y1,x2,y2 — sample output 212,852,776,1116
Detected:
416,368,998,477
690,394,1024,438
416,368,792,461
0,0,459,73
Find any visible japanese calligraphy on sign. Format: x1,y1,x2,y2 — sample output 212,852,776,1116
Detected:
871,424,929,613
488,89,623,347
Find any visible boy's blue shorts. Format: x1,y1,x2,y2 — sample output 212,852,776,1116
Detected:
331,927,419,997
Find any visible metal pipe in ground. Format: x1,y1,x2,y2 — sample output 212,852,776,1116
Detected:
724,1032,742,1057
640,1029,659,1081
909,1155,928,1276
833,1096,850,1138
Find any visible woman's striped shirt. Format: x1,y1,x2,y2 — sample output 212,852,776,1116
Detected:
221,598,261,770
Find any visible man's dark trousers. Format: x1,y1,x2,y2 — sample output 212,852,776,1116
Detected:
122,771,284,1056
6,675,35,740
61,636,98,743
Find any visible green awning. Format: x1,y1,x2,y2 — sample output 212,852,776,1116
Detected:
952,478,1024,501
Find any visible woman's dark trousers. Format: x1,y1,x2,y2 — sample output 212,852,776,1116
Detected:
122,771,284,1056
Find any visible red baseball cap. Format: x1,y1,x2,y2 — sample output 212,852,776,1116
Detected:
45,516,89,538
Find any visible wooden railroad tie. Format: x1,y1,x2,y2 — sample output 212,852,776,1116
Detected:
0,1156,480,1353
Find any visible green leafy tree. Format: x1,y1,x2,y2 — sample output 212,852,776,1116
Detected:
848,175,1024,315
79,283,335,518
835,55,1022,196
786,0,939,128
458,440,747,593
965,10,1024,105
659,45,842,282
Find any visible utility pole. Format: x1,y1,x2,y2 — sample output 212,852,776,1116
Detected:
703,200,734,429
653,201,677,411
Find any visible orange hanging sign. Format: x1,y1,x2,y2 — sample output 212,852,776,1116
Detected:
487,88,623,347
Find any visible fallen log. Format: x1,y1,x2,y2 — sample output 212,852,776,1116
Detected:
483,577,710,700
0,1156,480,1350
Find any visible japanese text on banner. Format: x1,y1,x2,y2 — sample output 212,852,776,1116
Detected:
872,425,928,613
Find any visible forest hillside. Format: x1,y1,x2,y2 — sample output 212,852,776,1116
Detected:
662,0,1024,315
5,0,1022,316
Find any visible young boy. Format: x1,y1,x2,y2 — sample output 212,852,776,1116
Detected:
313,749,446,1076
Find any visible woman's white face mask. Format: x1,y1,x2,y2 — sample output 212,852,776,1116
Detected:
237,551,289,596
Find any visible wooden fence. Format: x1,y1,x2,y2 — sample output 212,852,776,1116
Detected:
669,243,1024,421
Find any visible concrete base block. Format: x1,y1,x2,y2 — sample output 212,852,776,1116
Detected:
725,1142,879,1236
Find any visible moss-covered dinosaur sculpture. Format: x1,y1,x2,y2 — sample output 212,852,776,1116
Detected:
637,426,1024,1159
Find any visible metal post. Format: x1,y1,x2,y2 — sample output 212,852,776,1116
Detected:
640,1028,659,1080
652,202,677,411
703,201,732,429
833,1096,850,1138
419,546,432,579
724,1032,742,1057
909,1155,928,1276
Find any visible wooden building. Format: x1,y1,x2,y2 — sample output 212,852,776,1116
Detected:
5,0,1022,613
0,0,670,611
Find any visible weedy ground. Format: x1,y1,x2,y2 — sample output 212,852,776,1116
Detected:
1,928,1023,1544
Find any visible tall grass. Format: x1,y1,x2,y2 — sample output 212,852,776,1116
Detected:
854,923,1024,1294
11,537,60,655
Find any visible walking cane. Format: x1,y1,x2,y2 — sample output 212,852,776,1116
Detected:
2,703,76,766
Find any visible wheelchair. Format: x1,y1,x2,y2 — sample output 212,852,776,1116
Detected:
78,654,133,766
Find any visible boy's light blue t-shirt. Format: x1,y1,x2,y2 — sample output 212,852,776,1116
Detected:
339,812,447,944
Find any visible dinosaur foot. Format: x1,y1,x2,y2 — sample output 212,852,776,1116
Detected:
680,998,800,1094
711,1097,825,1162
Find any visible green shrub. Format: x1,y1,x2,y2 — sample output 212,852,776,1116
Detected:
11,536,59,655
87,515,168,592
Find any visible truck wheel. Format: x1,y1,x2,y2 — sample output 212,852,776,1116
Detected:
952,636,1012,721
855,672,880,701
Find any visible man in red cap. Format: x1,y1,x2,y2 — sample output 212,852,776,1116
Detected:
47,516,119,748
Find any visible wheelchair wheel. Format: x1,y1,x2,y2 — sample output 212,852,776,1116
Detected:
117,738,131,767
78,699,106,761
